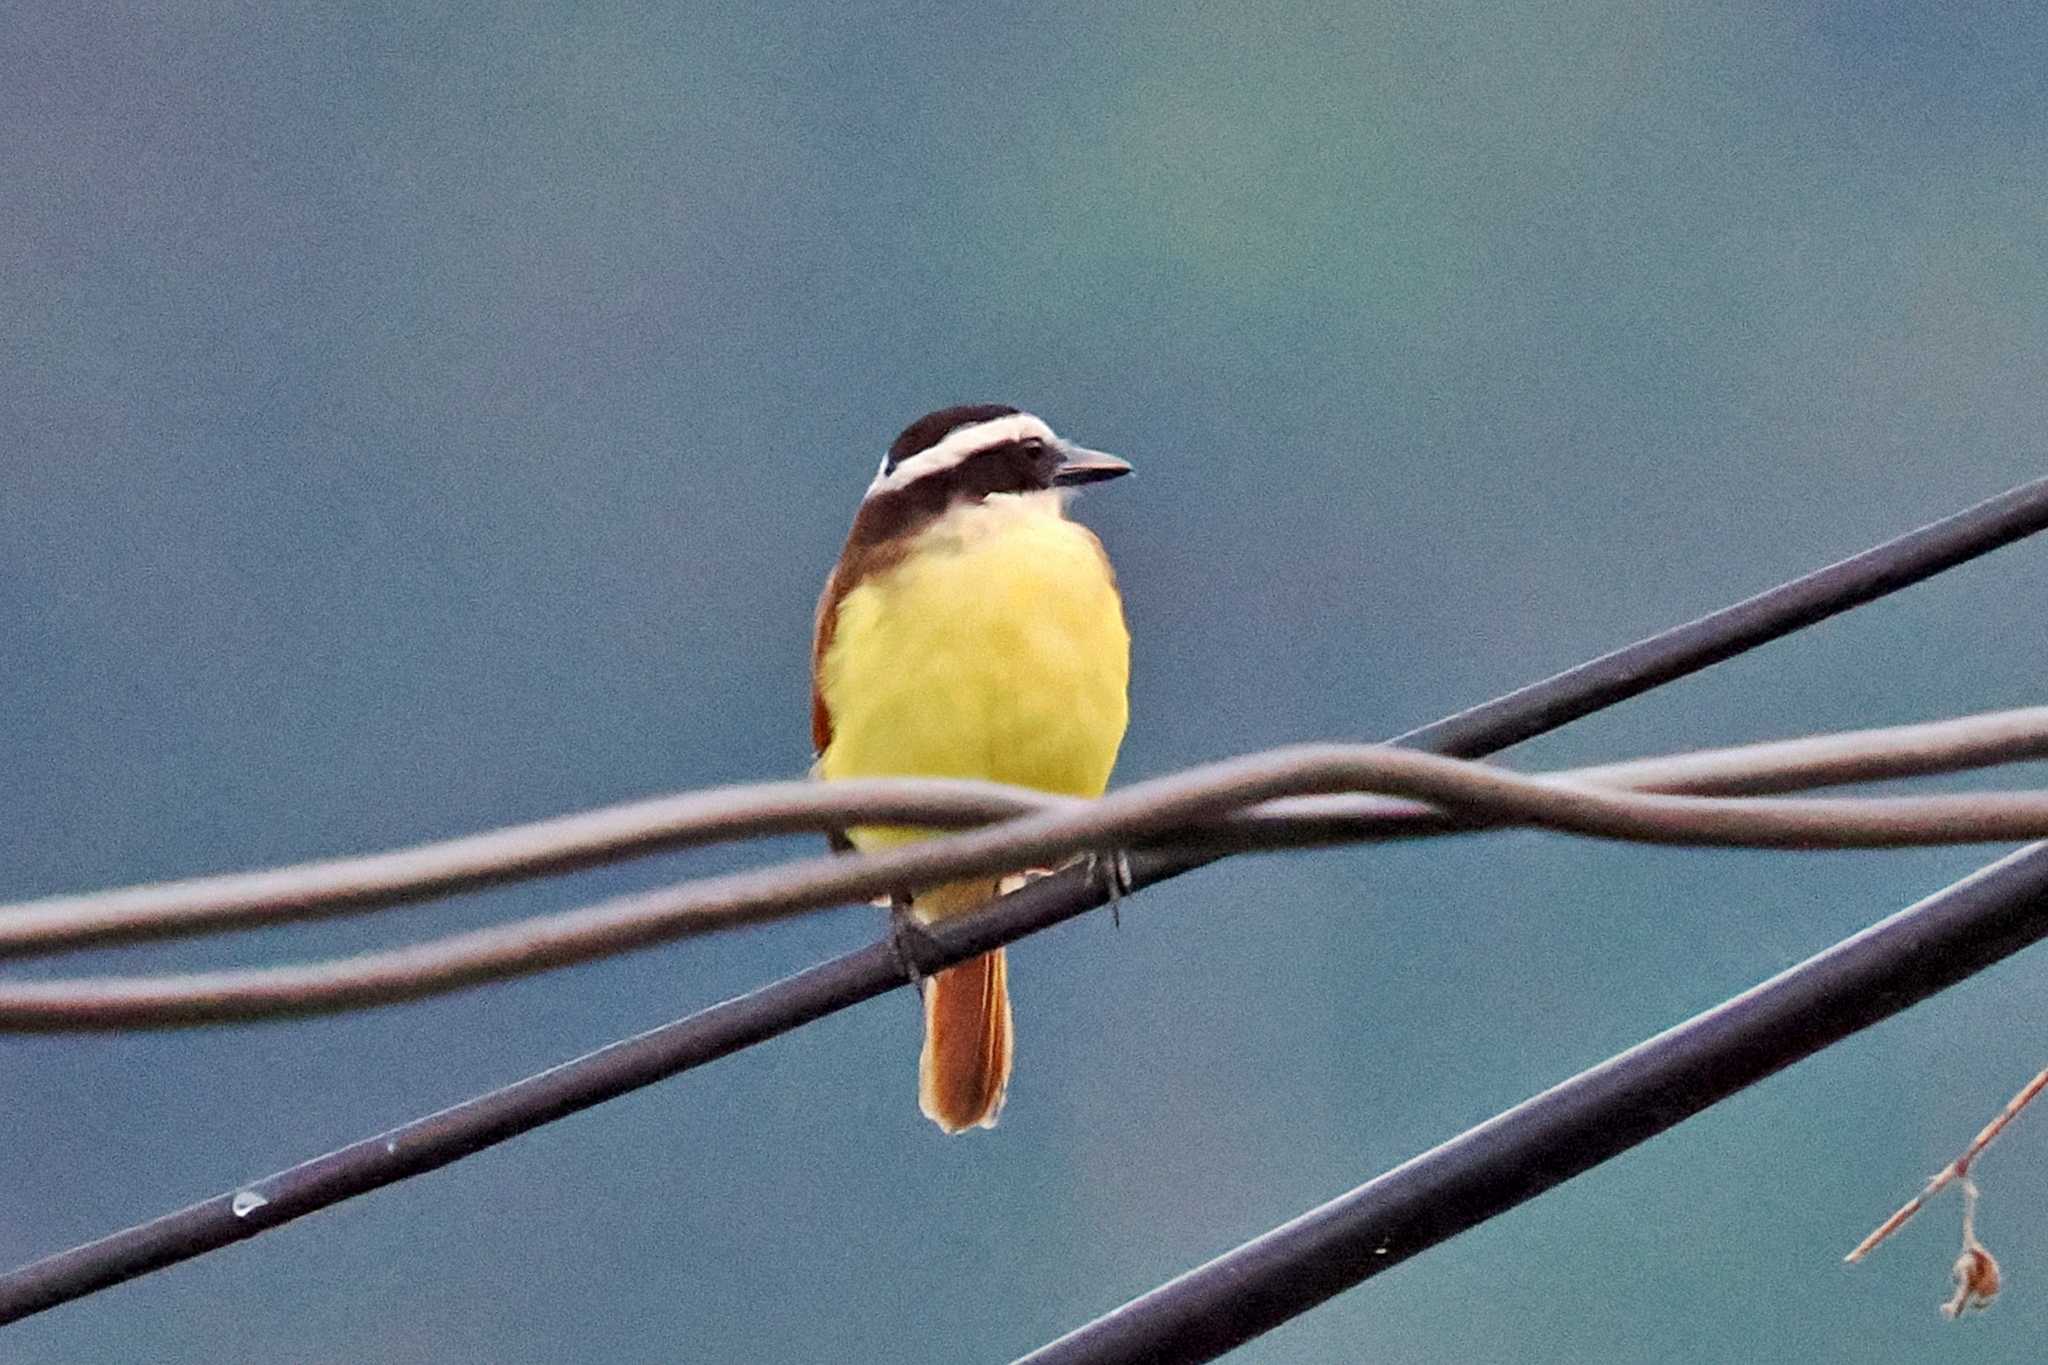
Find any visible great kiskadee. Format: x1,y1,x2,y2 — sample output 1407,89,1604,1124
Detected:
811,404,1132,1133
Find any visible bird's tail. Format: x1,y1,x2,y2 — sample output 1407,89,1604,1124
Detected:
913,879,1013,1134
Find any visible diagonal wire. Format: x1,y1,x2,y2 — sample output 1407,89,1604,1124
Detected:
1015,843,2048,1365
6,471,2046,955
1381,473,2048,757
0,474,2044,1325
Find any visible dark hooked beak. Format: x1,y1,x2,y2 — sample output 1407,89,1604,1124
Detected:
1050,443,1134,486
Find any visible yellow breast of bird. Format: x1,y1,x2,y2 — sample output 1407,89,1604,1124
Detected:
818,493,1130,845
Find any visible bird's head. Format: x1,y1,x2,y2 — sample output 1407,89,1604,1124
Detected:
866,405,1132,503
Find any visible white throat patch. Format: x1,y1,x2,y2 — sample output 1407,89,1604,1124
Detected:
865,413,1058,497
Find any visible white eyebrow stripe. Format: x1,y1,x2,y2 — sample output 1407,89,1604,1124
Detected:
864,413,1057,496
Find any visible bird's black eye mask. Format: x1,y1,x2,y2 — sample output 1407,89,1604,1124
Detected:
928,439,1065,501
1017,437,1063,487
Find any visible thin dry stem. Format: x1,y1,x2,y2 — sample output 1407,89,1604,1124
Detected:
1846,1064,2048,1263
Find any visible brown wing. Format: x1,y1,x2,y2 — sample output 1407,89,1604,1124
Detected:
810,562,845,756
810,564,859,856
811,519,912,755
811,506,917,858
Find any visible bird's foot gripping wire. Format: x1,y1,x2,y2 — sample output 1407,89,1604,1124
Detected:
996,853,1132,926
1084,849,1135,929
887,896,943,998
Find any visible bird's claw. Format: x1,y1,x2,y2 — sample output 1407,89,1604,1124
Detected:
1085,849,1135,929
887,897,942,997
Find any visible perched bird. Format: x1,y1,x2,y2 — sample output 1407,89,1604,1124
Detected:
811,405,1133,1133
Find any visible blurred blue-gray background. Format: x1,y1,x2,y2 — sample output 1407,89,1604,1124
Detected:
7,3,2048,1361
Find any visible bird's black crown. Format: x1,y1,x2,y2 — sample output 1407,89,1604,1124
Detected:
884,404,1021,472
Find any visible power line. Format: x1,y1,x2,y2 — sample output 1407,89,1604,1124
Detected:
11,698,2043,961
1385,474,2048,758
8,728,2048,1027
2,474,2046,1325
1016,842,2048,1365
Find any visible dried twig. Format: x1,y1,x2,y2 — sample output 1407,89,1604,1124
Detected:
1846,1064,2048,1264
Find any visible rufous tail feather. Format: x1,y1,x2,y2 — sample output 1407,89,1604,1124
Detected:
914,880,1013,1133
